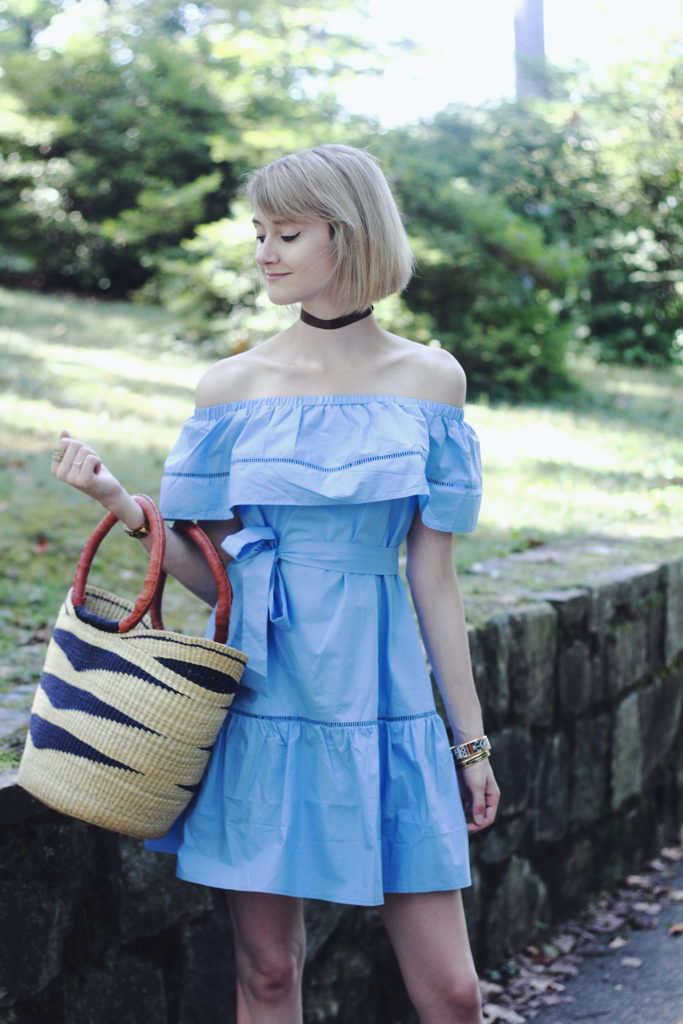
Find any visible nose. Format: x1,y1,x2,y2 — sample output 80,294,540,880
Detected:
257,240,279,266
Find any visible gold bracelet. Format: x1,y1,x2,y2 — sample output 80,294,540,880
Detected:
456,750,491,770
451,735,491,761
124,516,150,538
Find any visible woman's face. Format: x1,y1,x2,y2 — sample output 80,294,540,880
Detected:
252,207,337,310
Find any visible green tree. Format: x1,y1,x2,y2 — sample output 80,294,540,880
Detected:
0,0,372,293
377,122,583,400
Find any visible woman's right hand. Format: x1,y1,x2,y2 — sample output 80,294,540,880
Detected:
50,430,125,509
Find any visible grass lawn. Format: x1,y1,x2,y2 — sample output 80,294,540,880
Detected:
1,285,682,753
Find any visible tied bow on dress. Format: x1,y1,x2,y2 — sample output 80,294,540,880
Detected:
220,525,399,693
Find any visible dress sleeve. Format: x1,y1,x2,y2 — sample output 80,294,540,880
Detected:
159,406,245,521
418,409,482,533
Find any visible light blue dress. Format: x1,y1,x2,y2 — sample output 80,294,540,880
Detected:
147,394,482,906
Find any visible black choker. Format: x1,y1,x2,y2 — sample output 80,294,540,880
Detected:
300,307,373,330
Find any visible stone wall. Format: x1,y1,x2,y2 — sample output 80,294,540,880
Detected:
1,540,682,1023
461,544,683,966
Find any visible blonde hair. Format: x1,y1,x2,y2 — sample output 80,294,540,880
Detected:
244,144,414,314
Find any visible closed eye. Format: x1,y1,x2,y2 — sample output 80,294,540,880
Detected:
282,233,300,242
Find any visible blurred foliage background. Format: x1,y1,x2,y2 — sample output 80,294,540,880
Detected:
1,0,682,400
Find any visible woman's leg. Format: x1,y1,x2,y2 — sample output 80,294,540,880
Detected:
379,891,482,1024
227,891,306,1024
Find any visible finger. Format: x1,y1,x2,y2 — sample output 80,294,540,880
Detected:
467,781,500,833
51,436,70,471
77,452,103,480
53,440,94,479
471,791,487,827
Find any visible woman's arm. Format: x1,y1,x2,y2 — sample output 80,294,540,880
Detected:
406,514,500,833
51,431,240,606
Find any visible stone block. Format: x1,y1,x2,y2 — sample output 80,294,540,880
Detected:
483,856,549,965
536,588,590,633
638,668,683,779
0,815,93,1005
589,564,663,629
113,839,213,942
508,604,558,727
305,901,347,960
0,772,53,827
60,953,168,1024
605,615,653,695
570,714,611,828
304,908,411,1024
176,904,236,1024
489,727,532,817
542,836,595,914
477,815,527,865
532,733,570,843
664,559,683,664
611,693,643,810
468,614,512,728
589,565,666,693
558,638,594,715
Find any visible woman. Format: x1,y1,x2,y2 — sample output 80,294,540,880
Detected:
52,144,500,1024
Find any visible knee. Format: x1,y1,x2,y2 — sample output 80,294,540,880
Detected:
443,971,482,1021
413,968,482,1022
239,945,304,1006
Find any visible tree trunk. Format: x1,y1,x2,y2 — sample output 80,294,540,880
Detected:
514,0,548,99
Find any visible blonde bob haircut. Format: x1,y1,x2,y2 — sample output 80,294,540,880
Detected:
244,144,414,315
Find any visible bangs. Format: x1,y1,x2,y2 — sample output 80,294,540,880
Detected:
245,157,335,224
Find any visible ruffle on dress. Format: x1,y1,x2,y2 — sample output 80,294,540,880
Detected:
151,704,471,905
159,394,482,534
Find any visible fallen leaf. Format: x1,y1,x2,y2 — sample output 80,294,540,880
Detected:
668,922,683,937
670,890,683,903
480,980,504,999
553,933,577,954
620,957,643,968
548,960,579,977
624,874,654,888
590,912,626,933
647,858,668,872
482,1004,526,1024
539,994,567,1006
661,846,683,862
633,901,662,915
608,936,628,949
32,539,50,554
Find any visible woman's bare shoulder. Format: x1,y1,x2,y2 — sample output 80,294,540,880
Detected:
390,337,467,407
195,349,266,408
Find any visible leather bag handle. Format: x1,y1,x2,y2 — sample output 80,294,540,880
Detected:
149,521,233,645
71,495,233,642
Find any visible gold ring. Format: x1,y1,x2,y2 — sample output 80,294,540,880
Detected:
51,446,66,462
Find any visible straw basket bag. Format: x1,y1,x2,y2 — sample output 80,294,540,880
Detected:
18,495,247,838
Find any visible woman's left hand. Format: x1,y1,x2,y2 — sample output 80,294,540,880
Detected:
458,759,500,833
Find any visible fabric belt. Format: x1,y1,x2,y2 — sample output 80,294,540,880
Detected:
221,526,399,683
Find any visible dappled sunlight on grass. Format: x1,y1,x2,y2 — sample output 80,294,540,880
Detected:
0,394,189,453
469,368,683,546
1,289,205,455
